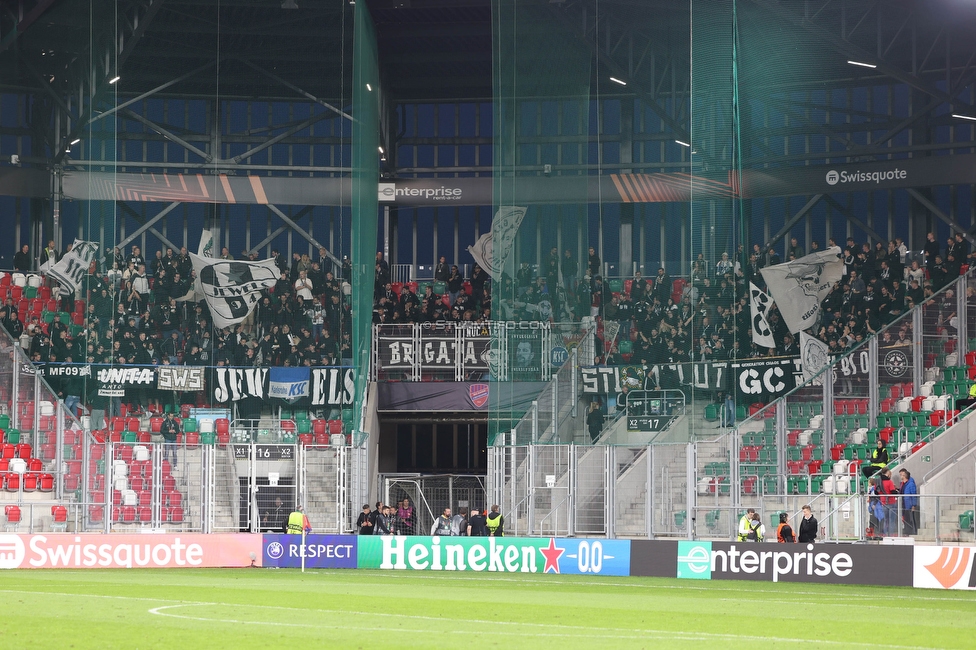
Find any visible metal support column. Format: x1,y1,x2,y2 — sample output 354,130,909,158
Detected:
868,337,879,428
775,399,787,493
958,273,969,361
686,442,696,539
913,308,924,396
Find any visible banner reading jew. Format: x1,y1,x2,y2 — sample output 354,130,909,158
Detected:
46,240,99,293
212,367,354,406
190,254,279,329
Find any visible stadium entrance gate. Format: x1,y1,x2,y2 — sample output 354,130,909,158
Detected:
381,474,486,535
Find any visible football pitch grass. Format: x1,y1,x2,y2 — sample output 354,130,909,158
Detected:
1,569,974,649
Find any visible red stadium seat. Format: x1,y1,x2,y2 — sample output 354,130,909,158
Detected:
5,474,19,491
169,506,184,523
52,505,67,522
298,434,313,446
127,417,140,432
312,419,326,435
63,474,79,491
89,506,104,523
5,504,21,523
22,473,38,491
328,419,343,435
216,418,230,435
121,506,136,523
138,506,152,523
138,491,151,507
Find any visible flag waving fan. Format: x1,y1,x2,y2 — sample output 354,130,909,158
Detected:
759,247,843,334
190,254,278,329
467,206,527,279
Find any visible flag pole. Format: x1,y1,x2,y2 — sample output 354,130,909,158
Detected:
301,528,306,573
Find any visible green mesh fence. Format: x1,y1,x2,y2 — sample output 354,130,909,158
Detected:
489,0,592,444
350,2,380,443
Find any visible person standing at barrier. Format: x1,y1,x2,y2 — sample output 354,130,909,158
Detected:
357,504,373,535
485,505,504,537
286,505,312,535
450,508,469,537
159,412,181,469
397,498,415,535
431,508,453,536
747,512,765,542
862,438,889,478
737,508,757,542
467,508,487,536
797,505,818,543
262,497,287,533
374,506,392,535
776,512,795,543
587,400,604,442
879,469,899,536
899,469,919,535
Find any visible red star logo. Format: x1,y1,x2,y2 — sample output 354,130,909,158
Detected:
540,538,564,574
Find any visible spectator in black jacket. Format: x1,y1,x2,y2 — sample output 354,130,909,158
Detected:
13,244,30,272
797,505,818,543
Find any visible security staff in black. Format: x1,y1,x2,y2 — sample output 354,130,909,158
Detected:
485,504,504,537
862,438,889,478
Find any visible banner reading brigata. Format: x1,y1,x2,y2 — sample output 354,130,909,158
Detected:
358,535,630,576
0,534,262,569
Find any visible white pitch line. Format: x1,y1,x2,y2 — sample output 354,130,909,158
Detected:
145,601,944,650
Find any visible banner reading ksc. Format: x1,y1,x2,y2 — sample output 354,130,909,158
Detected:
358,535,630,576
262,534,357,569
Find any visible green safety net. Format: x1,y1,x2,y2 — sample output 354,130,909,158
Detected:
350,2,380,444
489,0,592,444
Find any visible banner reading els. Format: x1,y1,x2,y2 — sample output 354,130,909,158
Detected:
0,534,262,569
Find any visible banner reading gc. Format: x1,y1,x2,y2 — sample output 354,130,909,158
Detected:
358,536,630,576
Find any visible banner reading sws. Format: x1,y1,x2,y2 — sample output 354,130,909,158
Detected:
358,535,630,576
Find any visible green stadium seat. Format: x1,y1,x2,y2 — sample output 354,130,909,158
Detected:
182,418,198,433
704,404,719,421
961,511,975,532
0,414,9,429
608,279,624,293
5,428,19,444
811,475,825,493
763,476,779,494
433,281,447,294
619,340,633,354
24,286,36,298
200,432,216,445
122,431,137,444
280,431,297,444
769,510,786,530
674,511,687,528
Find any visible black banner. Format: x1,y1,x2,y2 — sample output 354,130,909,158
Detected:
37,363,157,397
377,334,490,373
581,362,727,395
833,346,912,386
730,357,802,402
632,540,913,586
212,367,354,406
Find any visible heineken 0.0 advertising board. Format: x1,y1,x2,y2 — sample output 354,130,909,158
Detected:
358,535,630,576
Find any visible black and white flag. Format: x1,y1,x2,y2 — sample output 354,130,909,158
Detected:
760,247,844,333
749,282,776,350
799,331,830,383
46,239,99,293
467,206,526,279
190,254,278,329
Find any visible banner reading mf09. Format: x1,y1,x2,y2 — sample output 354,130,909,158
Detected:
358,536,630,576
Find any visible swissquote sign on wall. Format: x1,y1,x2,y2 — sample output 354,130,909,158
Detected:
0,534,261,569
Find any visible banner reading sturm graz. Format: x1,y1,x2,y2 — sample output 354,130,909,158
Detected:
358,535,630,576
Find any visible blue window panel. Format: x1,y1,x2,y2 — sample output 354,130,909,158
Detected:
540,101,559,137
437,145,455,166
397,208,415,262
437,104,455,137
479,102,492,137
957,186,973,231
416,145,435,167
458,103,477,137
417,105,436,137
415,209,435,265
892,190,910,239
457,206,479,266
479,144,493,167
603,141,620,166
603,100,621,136
401,105,414,137
292,103,312,136
458,144,476,167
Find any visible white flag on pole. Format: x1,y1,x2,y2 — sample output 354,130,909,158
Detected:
467,206,527,279
749,282,776,350
47,240,99,293
799,330,831,383
190,254,278,329
760,246,844,333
